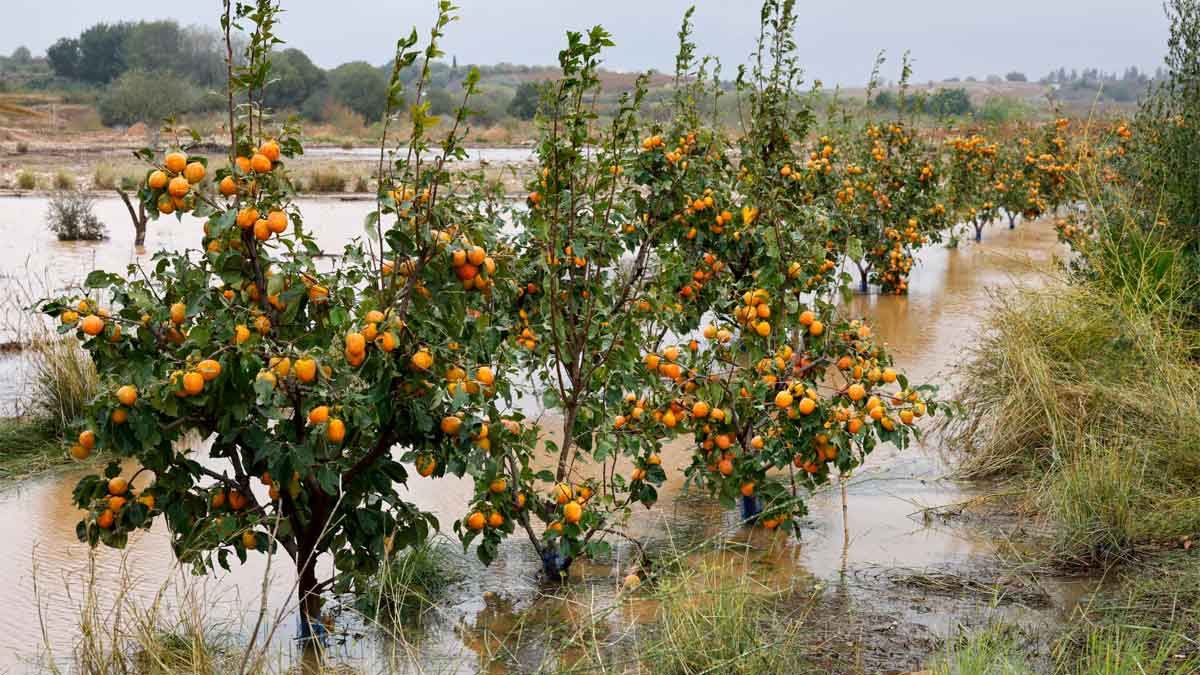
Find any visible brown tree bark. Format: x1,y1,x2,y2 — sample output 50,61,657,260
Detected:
116,188,148,247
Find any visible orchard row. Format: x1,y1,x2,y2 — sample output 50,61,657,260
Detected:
37,1,1105,626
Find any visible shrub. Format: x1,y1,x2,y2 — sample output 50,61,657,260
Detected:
46,190,107,241
323,101,365,136
353,175,369,193
507,80,547,120
470,87,513,126
15,141,28,154
299,91,331,122
977,96,1029,124
16,169,36,190
925,87,973,116
96,69,199,126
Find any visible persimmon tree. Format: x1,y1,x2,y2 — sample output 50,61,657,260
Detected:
822,58,947,294
944,131,1000,242
492,10,739,578
657,0,947,532
494,26,674,578
1026,117,1080,218
42,0,520,637
993,132,1035,229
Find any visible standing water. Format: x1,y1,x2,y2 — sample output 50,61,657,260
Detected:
0,196,1068,672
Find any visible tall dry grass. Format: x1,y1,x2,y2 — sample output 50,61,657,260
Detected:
34,551,250,675
639,557,812,674
303,166,348,193
30,540,440,674
947,224,1200,565
28,336,98,431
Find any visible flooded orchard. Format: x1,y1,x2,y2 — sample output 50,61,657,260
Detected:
0,194,1086,673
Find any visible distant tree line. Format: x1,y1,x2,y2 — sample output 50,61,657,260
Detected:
932,65,1157,107
871,87,973,116
16,19,560,128
1040,66,1157,103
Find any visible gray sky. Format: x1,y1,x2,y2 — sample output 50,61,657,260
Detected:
2,1,1169,85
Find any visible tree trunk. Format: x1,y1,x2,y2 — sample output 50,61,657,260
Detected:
296,558,325,675
1007,211,1017,229
740,495,762,522
295,545,325,644
294,494,329,646
974,219,984,242
116,188,148,247
543,401,579,580
554,403,578,483
540,547,571,580
856,261,870,293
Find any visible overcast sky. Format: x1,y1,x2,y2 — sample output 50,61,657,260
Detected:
2,1,1169,85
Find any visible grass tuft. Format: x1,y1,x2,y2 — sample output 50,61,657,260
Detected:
371,538,463,620
92,164,118,190
28,336,99,432
53,170,75,190
638,555,810,674
305,166,348,193
932,623,1034,675
16,169,36,190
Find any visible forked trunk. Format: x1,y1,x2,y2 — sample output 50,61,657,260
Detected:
856,261,870,293
116,188,149,247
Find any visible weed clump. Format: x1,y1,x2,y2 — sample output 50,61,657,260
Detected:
16,169,36,190
92,164,117,190
29,336,99,430
53,170,75,190
305,166,347,193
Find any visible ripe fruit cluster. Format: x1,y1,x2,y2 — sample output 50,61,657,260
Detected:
146,151,207,216
450,243,497,292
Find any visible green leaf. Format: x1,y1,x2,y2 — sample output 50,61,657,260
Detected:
846,236,864,262
85,271,117,288
586,540,611,558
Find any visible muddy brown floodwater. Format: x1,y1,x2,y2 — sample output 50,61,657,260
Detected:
0,196,1077,673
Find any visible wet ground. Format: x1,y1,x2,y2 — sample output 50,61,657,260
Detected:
0,194,1086,673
